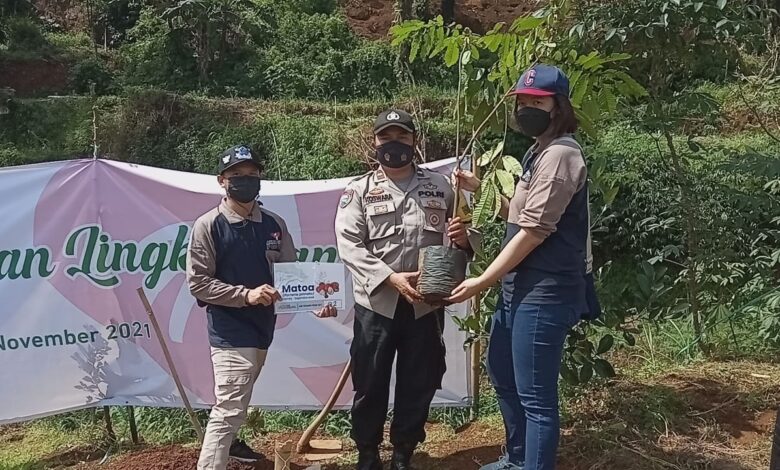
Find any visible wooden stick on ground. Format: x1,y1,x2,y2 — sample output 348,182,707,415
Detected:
127,405,140,445
103,406,116,444
137,287,205,443
296,359,352,454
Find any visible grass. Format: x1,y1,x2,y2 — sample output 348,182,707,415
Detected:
0,417,103,470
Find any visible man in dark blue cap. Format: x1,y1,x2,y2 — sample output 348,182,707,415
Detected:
336,110,475,470
188,145,336,470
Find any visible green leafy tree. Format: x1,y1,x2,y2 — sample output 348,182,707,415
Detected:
573,0,779,354
0,0,34,44
570,0,768,84
162,0,261,84
392,0,647,383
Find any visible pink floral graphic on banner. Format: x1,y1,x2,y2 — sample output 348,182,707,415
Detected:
33,160,220,401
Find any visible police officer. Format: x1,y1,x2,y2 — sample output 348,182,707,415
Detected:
335,110,472,470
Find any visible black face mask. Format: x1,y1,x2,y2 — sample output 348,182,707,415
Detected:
226,175,261,203
376,141,414,169
515,106,552,137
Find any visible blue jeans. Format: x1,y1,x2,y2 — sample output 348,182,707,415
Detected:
487,302,579,470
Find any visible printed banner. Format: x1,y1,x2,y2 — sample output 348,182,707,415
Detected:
0,158,471,424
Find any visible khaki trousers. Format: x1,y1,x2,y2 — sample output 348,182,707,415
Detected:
197,347,267,470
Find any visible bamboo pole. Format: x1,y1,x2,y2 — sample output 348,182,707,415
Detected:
469,340,481,421
91,105,98,160
136,288,205,443
469,141,483,422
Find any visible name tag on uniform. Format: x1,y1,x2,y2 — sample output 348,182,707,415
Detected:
368,201,396,216
274,262,347,314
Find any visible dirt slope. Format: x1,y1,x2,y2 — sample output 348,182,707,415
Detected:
341,0,540,39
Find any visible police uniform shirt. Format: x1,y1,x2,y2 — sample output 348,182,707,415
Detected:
335,166,454,319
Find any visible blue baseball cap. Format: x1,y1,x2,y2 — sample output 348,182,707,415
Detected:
510,64,570,97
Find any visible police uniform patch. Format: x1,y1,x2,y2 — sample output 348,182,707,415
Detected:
425,200,442,209
368,187,385,196
339,189,354,208
428,212,441,226
374,204,389,214
423,182,438,190
365,193,393,204
419,190,446,198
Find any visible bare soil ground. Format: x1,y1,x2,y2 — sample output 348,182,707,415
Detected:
0,59,69,97
8,360,773,470
340,0,539,39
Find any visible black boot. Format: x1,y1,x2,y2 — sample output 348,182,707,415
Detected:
390,443,415,470
357,446,382,470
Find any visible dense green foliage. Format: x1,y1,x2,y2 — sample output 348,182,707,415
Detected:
1,0,454,98
389,0,780,385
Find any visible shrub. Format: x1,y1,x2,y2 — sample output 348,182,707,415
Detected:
4,16,49,52
70,57,116,95
570,0,766,87
119,8,199,92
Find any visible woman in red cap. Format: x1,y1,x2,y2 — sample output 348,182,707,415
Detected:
449,64,599,470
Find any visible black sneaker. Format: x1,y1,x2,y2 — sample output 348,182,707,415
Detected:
229,438,264,463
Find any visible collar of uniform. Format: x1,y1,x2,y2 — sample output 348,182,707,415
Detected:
373,165,427,183
373,167,388,183
219,198,263,223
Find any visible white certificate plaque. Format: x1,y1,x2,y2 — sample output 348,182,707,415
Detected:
274,262,346,314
